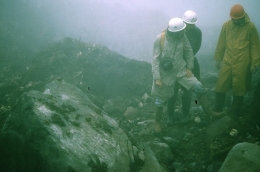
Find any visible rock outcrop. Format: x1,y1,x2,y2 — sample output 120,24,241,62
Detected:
219,142,260,172
0,79,132,171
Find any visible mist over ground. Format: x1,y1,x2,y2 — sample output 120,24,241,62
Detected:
1,1,260,171
1,0,260,64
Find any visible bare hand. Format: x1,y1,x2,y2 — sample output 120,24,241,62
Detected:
215,61,221,70
185,69,193,78
250,66,256,74
155,79,162,88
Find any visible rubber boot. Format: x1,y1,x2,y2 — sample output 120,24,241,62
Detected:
230,96,244,117
167,83,180,125
155,106,163,133
167,95,177,125
198,93,225,117
181,90,191,122
214,92,226,112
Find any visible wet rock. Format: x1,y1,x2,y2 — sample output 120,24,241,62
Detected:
206,116,235,142
148,140,173,166
219,142,260,172
139,145,166,172
163,136,180,148
123,106,140,120
0,79,132,172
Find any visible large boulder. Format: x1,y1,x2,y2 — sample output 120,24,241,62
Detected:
218,142,260,172
0,79,132,171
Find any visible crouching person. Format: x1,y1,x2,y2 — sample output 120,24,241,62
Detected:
151,18,223,133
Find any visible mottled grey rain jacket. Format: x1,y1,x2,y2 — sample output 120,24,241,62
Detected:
151,31,196,98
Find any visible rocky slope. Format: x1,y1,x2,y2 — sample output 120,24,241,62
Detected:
1,38,260,171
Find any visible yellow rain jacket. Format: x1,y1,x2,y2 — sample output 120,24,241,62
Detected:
214,14,260,96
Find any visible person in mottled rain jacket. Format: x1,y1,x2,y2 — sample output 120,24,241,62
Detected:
214,4,260,116
151,18,223,133
168,10,203,123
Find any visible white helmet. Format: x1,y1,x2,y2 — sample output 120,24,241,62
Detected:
182,10,198,24
168,18,186,32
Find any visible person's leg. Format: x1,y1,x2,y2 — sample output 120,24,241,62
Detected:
154,97,167,133
191,81,225,117
214,64,232,112
167,83,180,124
192,57,200,80
155,106,163,133
181,86,191,121
230,96,244,117
214,92,226,112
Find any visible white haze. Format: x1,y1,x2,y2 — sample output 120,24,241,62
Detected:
10,0,260,62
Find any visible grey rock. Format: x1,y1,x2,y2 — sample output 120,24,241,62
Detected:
123,106,140,120
1,79,132,172
139,145,166,172
219,142,260,172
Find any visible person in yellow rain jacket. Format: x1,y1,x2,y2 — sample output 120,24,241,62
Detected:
214,4,260,116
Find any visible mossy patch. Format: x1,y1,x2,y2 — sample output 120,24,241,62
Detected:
51,114,65,127
95,121,112,135
88,154,108,172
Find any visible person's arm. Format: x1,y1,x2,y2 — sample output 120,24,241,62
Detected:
193,27,202,55
152,35,162,86
249,23,260,73
214,23,227,69
183,34,194,70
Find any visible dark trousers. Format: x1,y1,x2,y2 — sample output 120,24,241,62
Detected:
192,57,200,81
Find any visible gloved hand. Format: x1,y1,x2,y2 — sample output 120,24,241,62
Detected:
250,66,256,74
155,79,162,88
215,61,221,70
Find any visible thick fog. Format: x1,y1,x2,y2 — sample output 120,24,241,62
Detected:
1,0,260,62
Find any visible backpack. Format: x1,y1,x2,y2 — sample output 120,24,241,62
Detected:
160,30,166,51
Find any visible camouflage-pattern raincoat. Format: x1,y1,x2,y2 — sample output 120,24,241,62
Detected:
151,31,196,98
214,14,260,96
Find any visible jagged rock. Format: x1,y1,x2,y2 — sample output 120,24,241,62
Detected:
206,116,240,159
148,140,174,166
206,116,236,143
136,119,155,136
0,79,132,172
218,142,260,172
139,145,166,172
162,137,180,149
123,106,140,120
141,93,149,101
138,102,144,108
132,146,145,162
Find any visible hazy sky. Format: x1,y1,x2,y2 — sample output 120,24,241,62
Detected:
3,0,260,62
41,0,259,61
